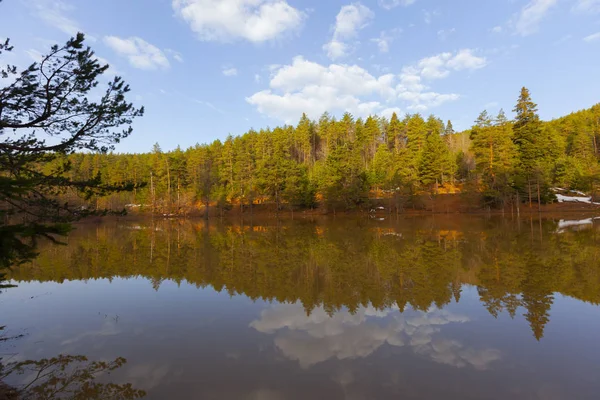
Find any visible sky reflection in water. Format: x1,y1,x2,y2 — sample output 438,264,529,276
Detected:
2,216,600,399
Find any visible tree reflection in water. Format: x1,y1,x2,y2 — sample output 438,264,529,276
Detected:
0,354,145,399
7,216,600,341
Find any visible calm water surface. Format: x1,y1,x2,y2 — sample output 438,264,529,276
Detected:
2,216,600,399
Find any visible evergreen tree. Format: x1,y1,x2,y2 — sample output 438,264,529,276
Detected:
387,112,403,150
475,110,493,128
419,129,450,188
513,87,552,206
445,120,455,136
470,109,518,206
0,33,143,267
295,113,314,166
369,144,394,192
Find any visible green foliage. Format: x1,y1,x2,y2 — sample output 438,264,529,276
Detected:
419,125,451,187
470,109,518,206
316,144,369,210
0,32,143,268
29,90,599,218
513,88,553,174
2,33,599,276
468,88,599,207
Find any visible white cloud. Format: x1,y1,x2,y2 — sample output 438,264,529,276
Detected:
172,0,305,43
267,58,395,98
395,67,460,111
371,28,402,53
371,37,390,53
491,26,503,34
381,107,403,118
29,0,96,41
572,0,600,13
447,49,488,70
512,0,557,36
255,74,262,83
394,49,486,111
222,67,238,76
247,56,395,122
323,40,349,61
165,49,184,63
378,0,416,10
251,304,500,370
417,49,487,80
437,28,456,41
583,32,600,42
332,3,374,38
417,56,450,80
323,3,374,60
248,49,485,122
103,36,170,70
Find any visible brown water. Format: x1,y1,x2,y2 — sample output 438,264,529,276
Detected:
2,215,600,399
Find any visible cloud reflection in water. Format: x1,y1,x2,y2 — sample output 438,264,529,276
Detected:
251,304,501,369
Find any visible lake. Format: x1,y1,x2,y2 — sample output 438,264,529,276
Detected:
2,215,600,399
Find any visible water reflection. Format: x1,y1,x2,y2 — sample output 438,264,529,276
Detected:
2,216,600,399
251,304,500,369
0,354,145,399
10,216,600,341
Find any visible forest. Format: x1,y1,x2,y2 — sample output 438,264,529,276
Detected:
50,88,600,215
45,88,600,214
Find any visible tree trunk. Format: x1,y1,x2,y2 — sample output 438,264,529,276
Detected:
528,177,532,208
537,178,541,213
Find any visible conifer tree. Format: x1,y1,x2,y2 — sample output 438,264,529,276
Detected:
0,33,143,267
419,129,450,188
513,87,552,206
387,112,403,150
445,120,455,136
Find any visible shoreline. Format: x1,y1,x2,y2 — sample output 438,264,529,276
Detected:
115,194,600,220
78,202,600,224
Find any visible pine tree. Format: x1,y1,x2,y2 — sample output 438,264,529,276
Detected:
475,110,493,128
295,113,314,166
0,33,143,267
362,115,381,164
387,112,403,150
419,129,450,188
445,120,455,136
370,144,393,192
513,87,552,207
470,109,518,206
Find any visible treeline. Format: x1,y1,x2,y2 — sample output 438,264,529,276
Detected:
50,88,600,214
11,217,600,340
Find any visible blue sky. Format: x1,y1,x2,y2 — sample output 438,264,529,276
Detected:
1,0,600,153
